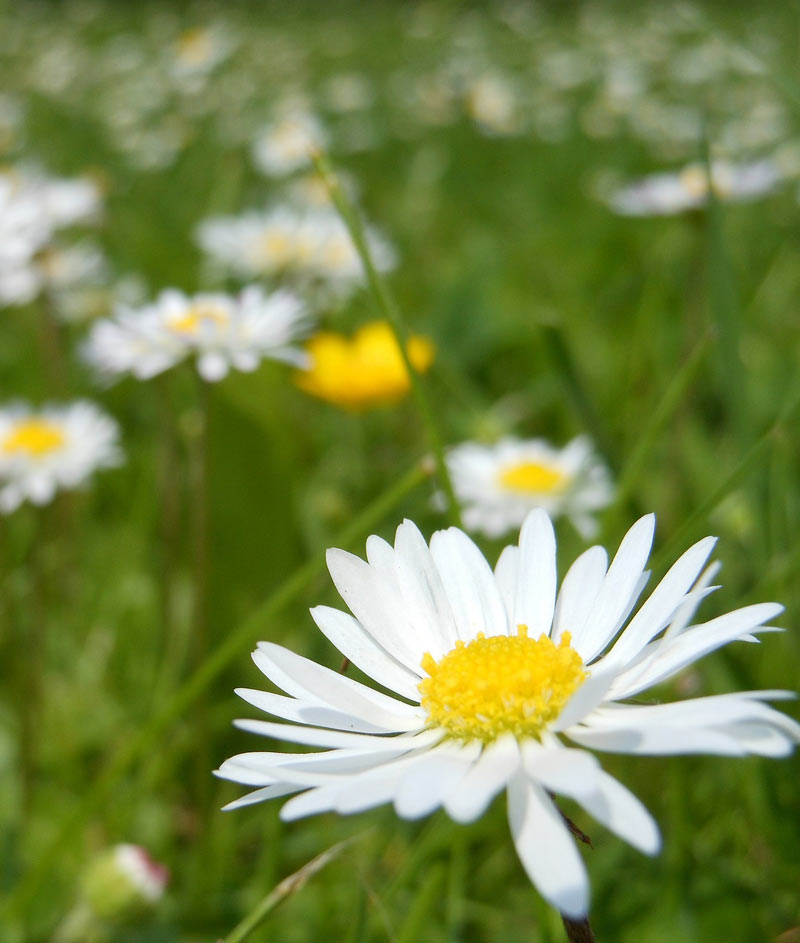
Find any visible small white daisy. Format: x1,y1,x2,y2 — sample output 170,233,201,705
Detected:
608,158,782,216
218,511,798,918
445,435,613,539
252,110,328,177
196,205,394,297
83,286,309,383
0,401,121,512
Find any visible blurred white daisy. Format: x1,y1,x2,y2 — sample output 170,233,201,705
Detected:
445,436,613,539
197,205,394,297
218,511,798,918
83,286,309,383
252,110,328,177
608,158,782,216
0,401,121,512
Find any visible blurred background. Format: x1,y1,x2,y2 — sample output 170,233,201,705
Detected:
1,1,799,940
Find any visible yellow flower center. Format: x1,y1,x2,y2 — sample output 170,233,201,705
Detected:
256,231,295,269
170,303,229,335
2,419,66,457
175,28,213,66
294,321,435,410
498,461,567,495
419,626,586,744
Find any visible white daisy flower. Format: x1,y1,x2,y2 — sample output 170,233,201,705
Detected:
0,401,121,512
445,435,613,539
608,158,782,216
196,206,394,296
252,110,328,177
83,286,309,383
218,511,798,918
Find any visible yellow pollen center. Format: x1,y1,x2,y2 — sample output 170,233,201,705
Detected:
2,419,66,457
498,461,567,495
419,627,586,744
170,304,229,335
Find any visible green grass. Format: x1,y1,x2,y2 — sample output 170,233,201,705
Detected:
1,1,800,941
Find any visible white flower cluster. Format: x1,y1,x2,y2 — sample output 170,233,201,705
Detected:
197,206,395,299
83,286,310,383
0,401,121,513
0,166,101,306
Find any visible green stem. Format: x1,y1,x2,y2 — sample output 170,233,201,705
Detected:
4,460,430,923
222,837,357,943
311,151,462,527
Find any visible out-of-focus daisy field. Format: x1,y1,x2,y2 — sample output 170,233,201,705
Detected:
2,1,800,941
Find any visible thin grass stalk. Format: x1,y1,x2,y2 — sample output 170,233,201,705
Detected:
189,374,212,808
221,837,356,943
36,291,68,395
5,460,431,922
653,385,800,570
538,323,619,474
608,330,713,522
155,375,181,653
311,150,462,527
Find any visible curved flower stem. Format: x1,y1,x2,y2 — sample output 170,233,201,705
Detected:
311,150,462,527
4,460,431,923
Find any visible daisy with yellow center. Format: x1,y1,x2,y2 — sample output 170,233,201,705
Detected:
0,401,121,512
218,510,798,918
608,158,782,216
294,320,435,410
445,435,613,539
83,287,310,383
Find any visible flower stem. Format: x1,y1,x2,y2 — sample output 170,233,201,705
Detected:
561,915,596,943
311,150,462,527
5,460,431,922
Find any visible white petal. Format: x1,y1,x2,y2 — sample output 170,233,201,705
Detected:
393,519,460,658
251,642,421,725
326,548,423,668
279,785,340,820
221,782,302,811
444,735,520,823
575,771,660,855
604,536,717,668
507,774,589,918
512,510,557,637
606,603,783,699
310,606,422,700
393,743,481,820
236,688,422,734
234,718,440,751
565,724,747,755
197,351,229,382
430,527,509,641
522,743,601,798
577,515,654,662
494,545,519,630
552,669,618,731
553,545,608,648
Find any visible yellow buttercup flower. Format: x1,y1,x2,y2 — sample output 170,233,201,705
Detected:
294,321,434,410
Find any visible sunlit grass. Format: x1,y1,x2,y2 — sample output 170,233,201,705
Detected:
1,1,799,941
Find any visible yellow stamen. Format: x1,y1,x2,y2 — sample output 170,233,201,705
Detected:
294,320,435,410
419,626,586,744
2,419,66,457
498,461,566,495
170,303,229,335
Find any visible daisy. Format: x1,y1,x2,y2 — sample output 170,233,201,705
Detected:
445,435,613,539
0,401,121,512
83,286,309,382
217,510,798,918
294,320,434,410
607,158,782,216
252,109,328,177
197,205,394,297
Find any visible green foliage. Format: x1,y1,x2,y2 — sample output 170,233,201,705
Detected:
1,1,799,941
